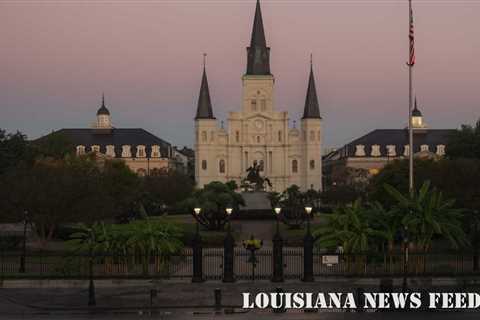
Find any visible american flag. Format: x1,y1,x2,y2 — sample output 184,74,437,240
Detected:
408,0,416,66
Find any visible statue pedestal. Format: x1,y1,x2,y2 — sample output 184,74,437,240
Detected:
239,192,272,219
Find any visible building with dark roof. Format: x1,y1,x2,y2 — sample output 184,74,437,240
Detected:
42,96,180,175
323,100,455,188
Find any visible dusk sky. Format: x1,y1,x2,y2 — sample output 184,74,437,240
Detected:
1,0,479,149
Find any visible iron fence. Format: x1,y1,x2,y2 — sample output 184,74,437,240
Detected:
1,248,479,280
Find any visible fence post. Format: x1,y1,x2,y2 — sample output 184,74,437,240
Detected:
88,249,96,306
192,222,204,282
302,220,314,282
223,223,235,283
272,222,284,282
473,222,479,272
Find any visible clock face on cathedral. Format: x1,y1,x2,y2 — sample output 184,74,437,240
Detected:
254,119,264,131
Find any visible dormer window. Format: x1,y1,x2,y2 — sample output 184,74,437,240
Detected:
386,145,396,157
136,145,146,158
122,145,131,158
151,145,161,158
420,144,429,152
371,145,381,157
106,145,115,157
436,144,446,156
76,145,86,156
404,145,410,156
355,145,366,157
91,145,100,153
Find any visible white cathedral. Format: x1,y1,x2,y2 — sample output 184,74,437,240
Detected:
194,0,322,192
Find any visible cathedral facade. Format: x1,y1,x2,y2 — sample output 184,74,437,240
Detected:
194,0,322,192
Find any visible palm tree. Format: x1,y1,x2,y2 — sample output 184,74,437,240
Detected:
384,181,468,252
384,181,468,274
314,200,386,273
126,218,183,275
68,222,108,306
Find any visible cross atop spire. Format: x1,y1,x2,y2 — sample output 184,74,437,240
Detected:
195,54,215,120
246,0,271,75
302,56,321,119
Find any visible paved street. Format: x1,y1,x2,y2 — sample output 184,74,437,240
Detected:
1,311,480,320
1,279,480,319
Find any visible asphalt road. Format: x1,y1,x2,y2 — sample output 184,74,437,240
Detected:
1,310,480,320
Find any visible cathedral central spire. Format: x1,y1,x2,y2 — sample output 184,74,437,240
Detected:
246,0,271,75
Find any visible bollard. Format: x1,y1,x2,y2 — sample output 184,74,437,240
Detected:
150,289,158,316
214,288,222,313
273,287,286,313
356,287,364,312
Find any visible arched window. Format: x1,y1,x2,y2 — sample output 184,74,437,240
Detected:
201,131,207,142
309,160,315,170
256,136,260,143
292,159,298,173
278,131,282,142
219,159,225,173
235,131,240,143
201,160,207,170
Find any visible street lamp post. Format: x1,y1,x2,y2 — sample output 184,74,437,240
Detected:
192,207,203,282
402,226,409,291
19,210,28,273
272,207,284,282
223,207,235,283
303,206,314,282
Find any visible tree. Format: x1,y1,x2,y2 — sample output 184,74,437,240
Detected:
0,129,31,174
314,200,385,253
181,181,245,231
384,181,468,252
141,169,194,215
269,185,322,229
369,158,480,212
446,118,480,159
0,155,141,245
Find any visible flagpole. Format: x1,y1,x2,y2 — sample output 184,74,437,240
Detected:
408,0,414,196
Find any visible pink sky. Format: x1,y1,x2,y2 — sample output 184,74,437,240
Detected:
1,0,479,149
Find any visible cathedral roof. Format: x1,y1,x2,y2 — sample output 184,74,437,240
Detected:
96,94,110,116
246,0,271,75
195,67,215,120
302,64,321,119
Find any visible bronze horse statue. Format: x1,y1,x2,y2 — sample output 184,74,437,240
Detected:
242,163,272,192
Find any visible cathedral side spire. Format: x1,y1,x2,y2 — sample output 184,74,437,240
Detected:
302,56,321,119
246,0,271,75
195,54,215,120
